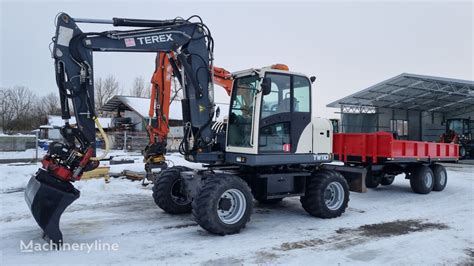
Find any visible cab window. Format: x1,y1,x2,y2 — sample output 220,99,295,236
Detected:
293,76,310,112
261,74,291,118
227,75,259,148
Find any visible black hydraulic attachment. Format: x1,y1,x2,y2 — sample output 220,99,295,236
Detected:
25,169,80,244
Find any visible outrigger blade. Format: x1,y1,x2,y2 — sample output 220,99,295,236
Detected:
24,169,80,244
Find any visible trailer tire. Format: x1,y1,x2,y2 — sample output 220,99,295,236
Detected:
365,173,381,188
152,166,192,214
459,146,466,159
380,175,395,186
409,165,434,194
300,170,349,218
430,164,447,192
192,174,253,235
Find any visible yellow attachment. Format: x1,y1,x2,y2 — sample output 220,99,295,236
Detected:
90,117,109,161
81,166,110,182
147,155,166,164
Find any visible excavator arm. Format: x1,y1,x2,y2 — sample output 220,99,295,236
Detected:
144,52,232,170
25,13,218,244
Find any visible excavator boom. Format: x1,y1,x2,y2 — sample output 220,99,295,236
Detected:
144,52,233,170
25,13,216,244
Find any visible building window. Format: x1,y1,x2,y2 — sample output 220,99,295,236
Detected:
390,119,408,137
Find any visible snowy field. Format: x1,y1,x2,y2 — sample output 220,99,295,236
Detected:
0,152,473,264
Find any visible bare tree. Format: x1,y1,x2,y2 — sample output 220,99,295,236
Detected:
9,86,35,119
0,88,14,132
130,76,150,97
39,93,62,116
0,86,44,132
95,75,120,111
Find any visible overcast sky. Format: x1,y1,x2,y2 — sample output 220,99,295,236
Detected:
1,0,472,118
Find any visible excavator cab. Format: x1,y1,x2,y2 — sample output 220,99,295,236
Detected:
225,65,332,165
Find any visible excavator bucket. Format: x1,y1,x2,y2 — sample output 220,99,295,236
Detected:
24,168,80,244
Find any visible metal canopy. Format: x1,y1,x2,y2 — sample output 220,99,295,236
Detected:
327,73,474,116
100,95,132,113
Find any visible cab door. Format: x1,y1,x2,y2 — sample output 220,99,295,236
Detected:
258,73,311,154
226,75,260,155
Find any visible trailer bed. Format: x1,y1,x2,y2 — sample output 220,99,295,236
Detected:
333,132,459,164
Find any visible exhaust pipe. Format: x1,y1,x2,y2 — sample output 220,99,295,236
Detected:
25,169,80,244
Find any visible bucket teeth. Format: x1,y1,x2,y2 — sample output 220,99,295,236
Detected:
24,169,80,244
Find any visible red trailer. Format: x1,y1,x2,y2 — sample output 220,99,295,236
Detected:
331,132,459,194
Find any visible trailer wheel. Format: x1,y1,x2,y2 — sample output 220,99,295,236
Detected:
152,166,192,214
409,165,434,194
365,173,381,188
430,164,447,192
380,175,395,186
459,146,466,159
192,174,253,235
300,170,349,218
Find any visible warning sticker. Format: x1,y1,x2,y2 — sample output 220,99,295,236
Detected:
124,38,136,47
57,26,74,47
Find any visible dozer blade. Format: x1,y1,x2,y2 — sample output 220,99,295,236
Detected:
24,169,80,244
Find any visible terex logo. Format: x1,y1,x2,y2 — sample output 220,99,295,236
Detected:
137,34,173,45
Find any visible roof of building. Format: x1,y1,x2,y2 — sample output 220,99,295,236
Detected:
47,115,112,129
327,73,474,116
101,95,229,121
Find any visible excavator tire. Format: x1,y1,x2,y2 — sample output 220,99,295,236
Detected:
152,166,192,214
192,174,253,235
301,169,349,218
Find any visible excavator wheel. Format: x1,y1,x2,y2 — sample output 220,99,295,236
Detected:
192,174,253,235
300,170,349,218
152,166,193,214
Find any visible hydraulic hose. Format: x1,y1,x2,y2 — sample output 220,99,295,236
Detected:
90,117,109,161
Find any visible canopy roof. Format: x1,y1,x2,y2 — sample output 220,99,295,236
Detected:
327,73,474,116
101,95,229,121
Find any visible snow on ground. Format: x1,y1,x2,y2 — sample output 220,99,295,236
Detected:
0,154,473,264
0,148,139,161
0,149,46,160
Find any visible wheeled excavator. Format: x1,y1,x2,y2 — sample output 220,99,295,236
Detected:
25,13,362,244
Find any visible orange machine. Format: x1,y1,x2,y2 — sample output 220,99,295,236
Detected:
144,52,233,168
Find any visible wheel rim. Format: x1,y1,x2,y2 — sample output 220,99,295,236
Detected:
439,171,446,186
217,189,246,225
423,172,433,188
324,182,344,210
170,179,190,205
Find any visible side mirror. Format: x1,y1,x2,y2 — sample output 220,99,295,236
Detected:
261,77,272,95
310,76,316,83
